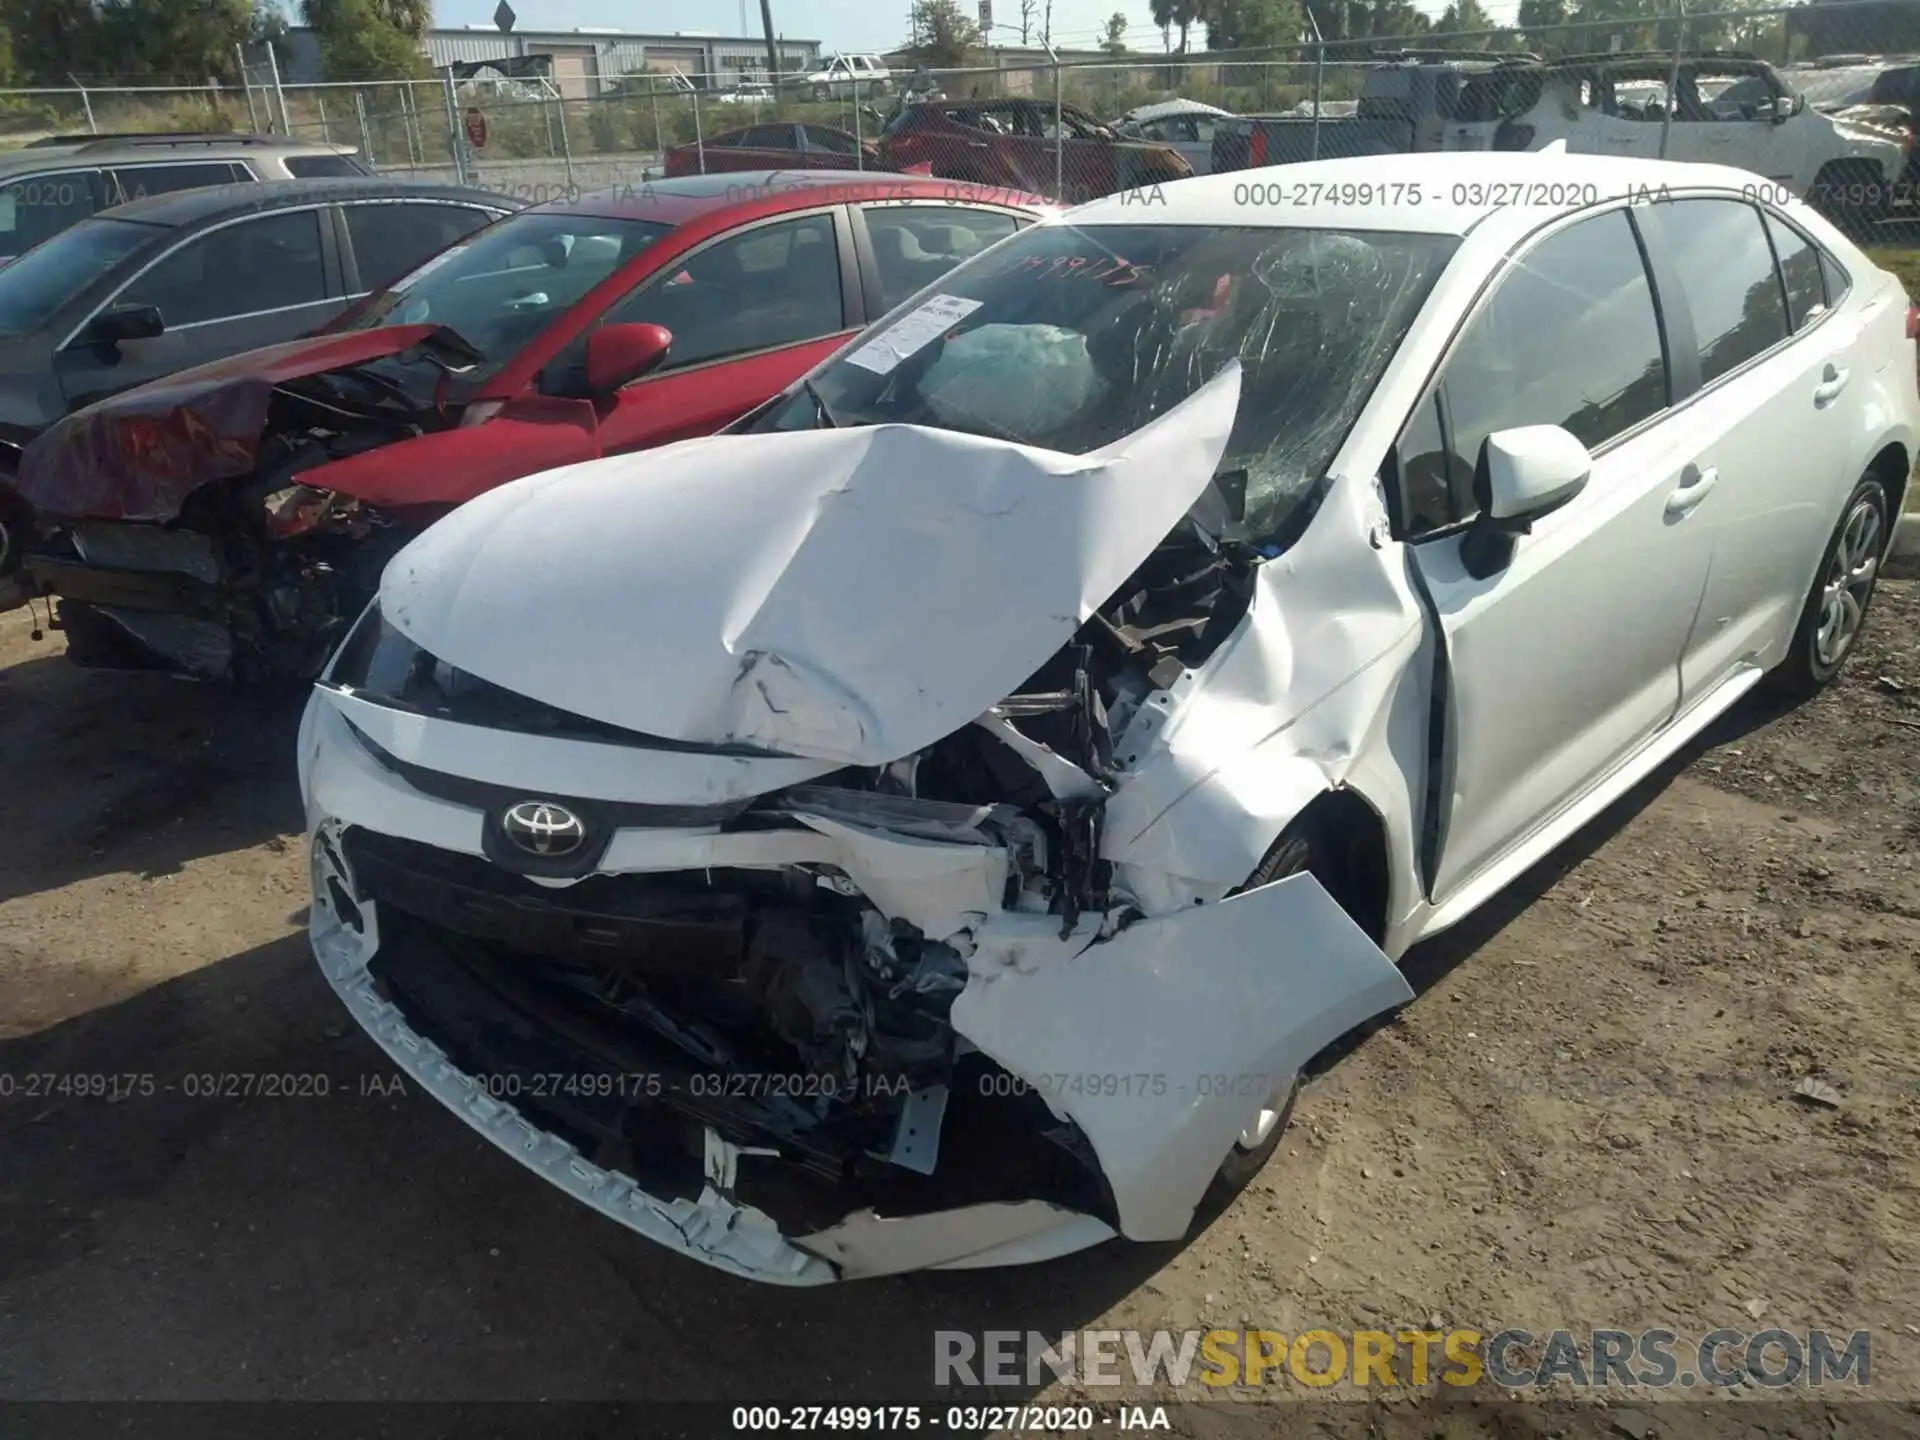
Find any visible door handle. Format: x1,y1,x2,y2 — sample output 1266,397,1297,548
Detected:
1666,463,1719,519
1814,362,1850,406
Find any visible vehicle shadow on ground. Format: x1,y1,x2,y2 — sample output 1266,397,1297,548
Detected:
0,931,1178,1405
0,652,305,906
0,683,1803,1407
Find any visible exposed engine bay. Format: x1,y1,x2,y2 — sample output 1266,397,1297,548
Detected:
21,360,454,681
323,521,1261,1232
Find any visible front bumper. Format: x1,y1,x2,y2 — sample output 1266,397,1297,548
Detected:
301,686,1413,1282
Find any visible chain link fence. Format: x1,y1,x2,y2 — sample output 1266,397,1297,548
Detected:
1,1,1917,246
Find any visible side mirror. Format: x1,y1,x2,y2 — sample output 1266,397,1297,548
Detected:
587,322,672,393
86,303,166,346
1460,424,1591,579
1771,94,1800,123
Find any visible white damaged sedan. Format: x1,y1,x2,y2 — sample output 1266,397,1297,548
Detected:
300,153,1917,1283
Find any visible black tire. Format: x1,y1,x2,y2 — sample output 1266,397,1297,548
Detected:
1202,815,1345,1198
1770,474,1890,699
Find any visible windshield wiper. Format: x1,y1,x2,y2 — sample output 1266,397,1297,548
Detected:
803,376,838,429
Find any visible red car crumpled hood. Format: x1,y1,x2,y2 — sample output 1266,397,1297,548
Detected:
13,325,443,523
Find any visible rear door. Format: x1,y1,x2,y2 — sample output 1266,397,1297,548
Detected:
55,207,341,410
1643,198,1863,703
716,123,803,171
560,206,862,452
1401,205,1712,905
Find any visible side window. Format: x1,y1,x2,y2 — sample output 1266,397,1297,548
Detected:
1763,210,1825,331
119,210,327,327
1394,387,1461,538
286,153,373,178
1654,198,1792,384
803,125,860,156
1442,209,1669,494
345,202,495,292
1819,249,1851,309
111,162,245,201
0,170,106,255
741,124,795,149
602,212,843,370
864,204,1017,310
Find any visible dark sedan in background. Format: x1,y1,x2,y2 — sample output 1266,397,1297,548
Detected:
0,177,517,599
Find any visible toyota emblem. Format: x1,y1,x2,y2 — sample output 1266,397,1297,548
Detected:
501,800,587,857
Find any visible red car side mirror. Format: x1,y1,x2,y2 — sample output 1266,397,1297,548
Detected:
587,323,673,394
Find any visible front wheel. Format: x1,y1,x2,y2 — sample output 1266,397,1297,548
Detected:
1201,817,1345,1198
1770,474,1889,698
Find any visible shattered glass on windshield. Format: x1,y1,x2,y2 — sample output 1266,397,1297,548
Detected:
751,222,1456,542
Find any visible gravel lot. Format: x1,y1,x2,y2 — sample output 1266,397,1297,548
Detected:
0,567,1916,1430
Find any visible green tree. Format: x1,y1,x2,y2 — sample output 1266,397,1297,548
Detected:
1150,0,1205,54
301,0,429,79
6,0,103,81
1102,11,1129,53
95,0,257,79
1431,0,1493,40
906,0,979,68
1206,0,1303,52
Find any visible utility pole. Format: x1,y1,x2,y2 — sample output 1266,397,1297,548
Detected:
759,0,781,99
1042,0,1052,48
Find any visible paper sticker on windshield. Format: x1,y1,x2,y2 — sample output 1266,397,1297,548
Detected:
390,244,468,292
844,294,983,375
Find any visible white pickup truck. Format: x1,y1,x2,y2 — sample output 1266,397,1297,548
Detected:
1458,53,1910,228
802,54,893,102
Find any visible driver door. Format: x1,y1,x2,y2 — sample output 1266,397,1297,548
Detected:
55,208,341,413
1400,206,1712,906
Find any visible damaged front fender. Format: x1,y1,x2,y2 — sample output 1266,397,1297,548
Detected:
951,873,1413,1243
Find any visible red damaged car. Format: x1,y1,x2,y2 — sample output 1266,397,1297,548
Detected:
6,171,1047,680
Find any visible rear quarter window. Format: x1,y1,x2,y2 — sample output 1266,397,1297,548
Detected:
286,153,374,179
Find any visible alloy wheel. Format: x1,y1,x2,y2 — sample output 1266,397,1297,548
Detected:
1814,493,1883,668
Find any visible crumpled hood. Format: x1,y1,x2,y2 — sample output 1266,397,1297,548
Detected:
14,324,441,522
379,364,1240,767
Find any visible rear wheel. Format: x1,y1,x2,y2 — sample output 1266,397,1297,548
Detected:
1770,474,1889,698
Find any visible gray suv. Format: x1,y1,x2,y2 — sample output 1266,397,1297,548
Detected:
0,131,373,262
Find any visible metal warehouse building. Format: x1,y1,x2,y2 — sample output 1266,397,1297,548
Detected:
278,26,823,97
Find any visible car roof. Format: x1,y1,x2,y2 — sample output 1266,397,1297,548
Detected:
1066,151,1771,238
1121,99,1233,123
0,131,356,172
96,177,516,227
550,170,1049,224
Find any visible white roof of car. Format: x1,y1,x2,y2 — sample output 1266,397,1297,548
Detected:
1119,98,1234,124
1065,151,1771,238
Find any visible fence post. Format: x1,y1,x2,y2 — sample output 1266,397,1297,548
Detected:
1053,50,1063,203
651,90,662,159
355,91,376,166
317,94,329,143
266,40,289,135
69,76,96,133
237,44,259,131
1659,0,1685,161
556,92,576,190
853,79,864,168
441,69,468,185
1308,13,1326,162
694,88,706,173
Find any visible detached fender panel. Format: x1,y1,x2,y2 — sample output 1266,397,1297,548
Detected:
951,872,1413,1243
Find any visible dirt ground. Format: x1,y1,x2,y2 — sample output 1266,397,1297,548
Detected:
0,566,1917,1433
